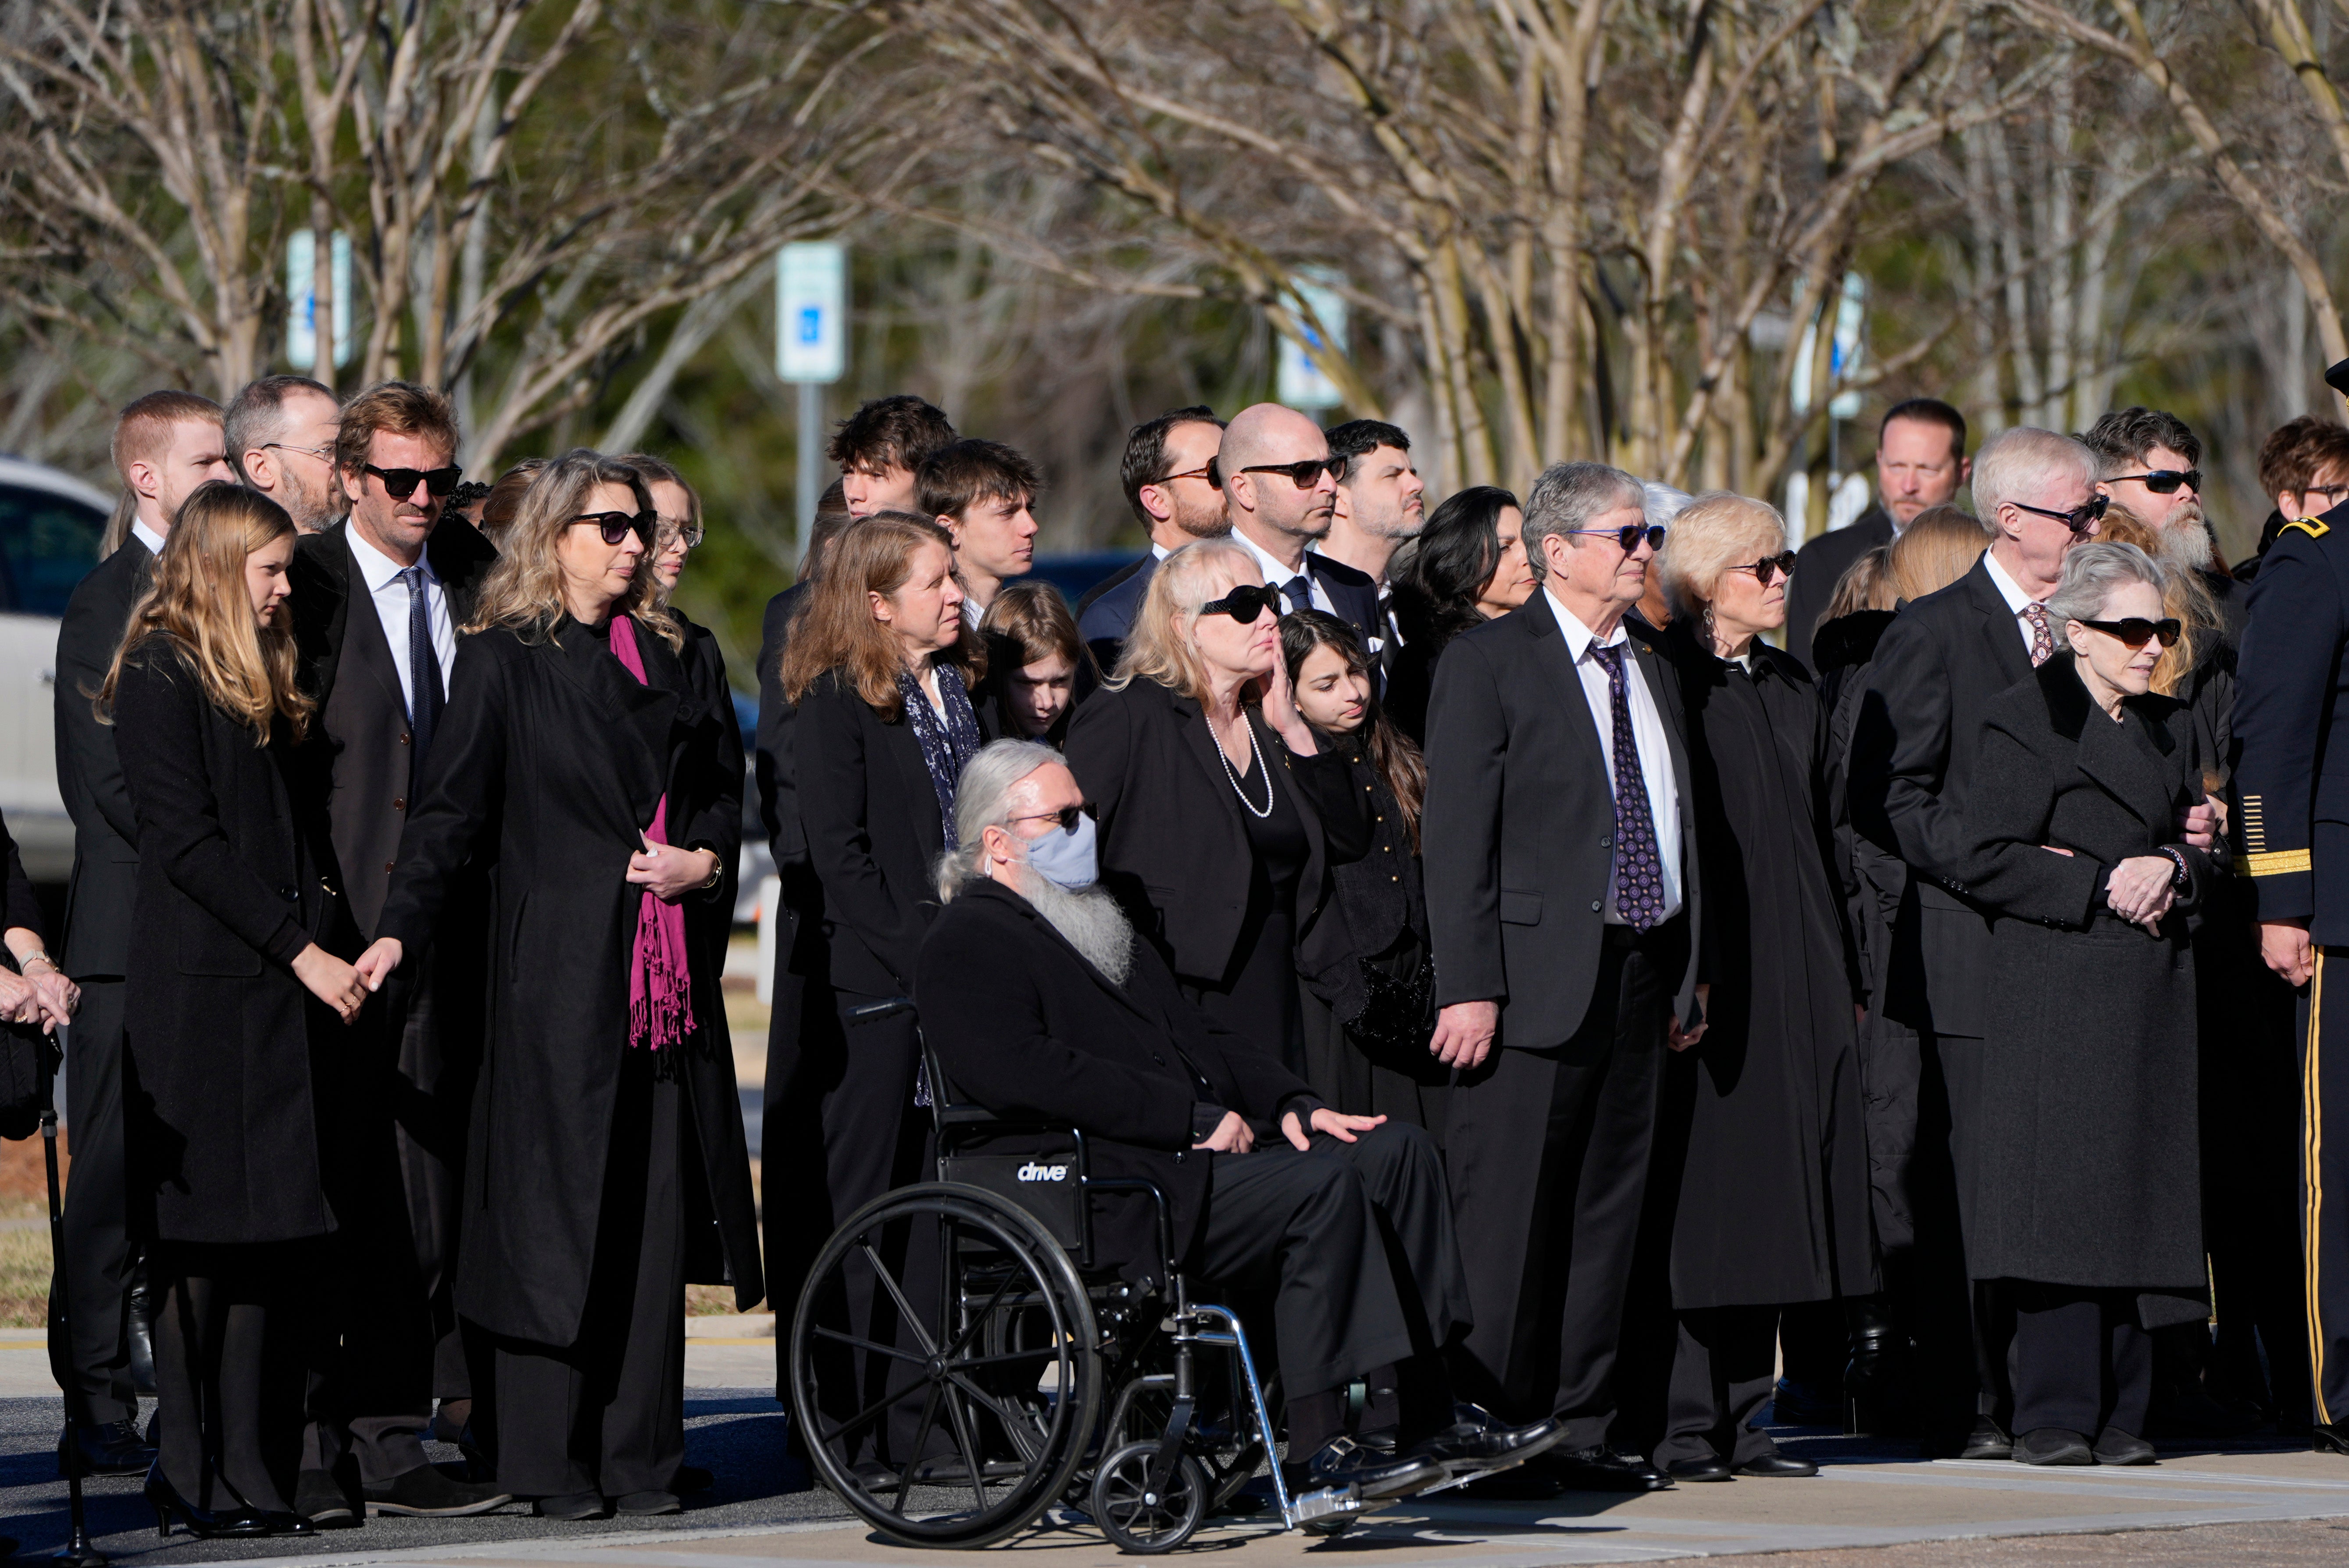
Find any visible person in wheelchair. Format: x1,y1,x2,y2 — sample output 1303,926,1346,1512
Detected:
914,739,1562,1498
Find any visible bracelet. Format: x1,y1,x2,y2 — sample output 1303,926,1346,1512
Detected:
16,951,57,975
697,852,724,891
2160,847,2191,889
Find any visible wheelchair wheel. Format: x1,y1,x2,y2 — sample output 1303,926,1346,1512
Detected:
789,1182,1101,1547
1091,1441,1208,1554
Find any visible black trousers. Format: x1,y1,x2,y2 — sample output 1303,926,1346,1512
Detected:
50,979,140,1427
489,1062,686,1499
2301,950,2349,1429
153,1239,323,1514
1444,917,1681,1447
1915,1029,2012,1436
2007,1283,2152,1439
761,886,827,1389
1196,1142,1415,1400
1325,1123,1473,1357
1655,1306,1780,1467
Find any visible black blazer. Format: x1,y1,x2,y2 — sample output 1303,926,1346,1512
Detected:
376,616,760,1344
1063,677,1369,994
1076,555,1154,672
793,668,948,998
1849,555,2035,1037
1311,553,1385,656
1786,503,1894,671
3,811,39,939
114,637,346,1245
54,537,154,979
915,878,1321,1278
1421,600,1703,1045
754,582,812,872
290,518,498,938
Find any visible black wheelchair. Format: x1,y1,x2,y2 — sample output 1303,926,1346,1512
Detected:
786,998,1382,1552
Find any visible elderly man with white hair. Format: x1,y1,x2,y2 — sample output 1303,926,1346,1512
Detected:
914,740,1558,1498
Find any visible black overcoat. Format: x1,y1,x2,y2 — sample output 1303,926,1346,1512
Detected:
54,537,154,980
1960,658,2216,1326
375,616,762,1346
114,636,347,1244
1650,627,1876,1309
914,877,1322,1280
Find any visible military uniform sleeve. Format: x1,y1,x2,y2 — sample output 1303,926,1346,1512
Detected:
2233,521,2344,924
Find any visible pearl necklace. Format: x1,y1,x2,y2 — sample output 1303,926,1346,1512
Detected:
1216,716,1274,818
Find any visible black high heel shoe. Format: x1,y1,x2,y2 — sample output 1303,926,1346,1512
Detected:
145,1465,268,1539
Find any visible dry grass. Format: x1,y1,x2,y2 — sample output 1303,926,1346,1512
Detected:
0,1224,52,1328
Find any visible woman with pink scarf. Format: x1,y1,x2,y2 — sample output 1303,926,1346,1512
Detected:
358,450,760,1521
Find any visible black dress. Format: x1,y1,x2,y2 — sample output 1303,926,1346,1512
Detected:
1185,739,1310,1075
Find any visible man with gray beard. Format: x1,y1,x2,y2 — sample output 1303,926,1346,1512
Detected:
2082,407,2243,647
915,742,1560,1496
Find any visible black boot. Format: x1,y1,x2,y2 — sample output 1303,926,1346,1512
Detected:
1844,1294,1912,1437
127,1254,157,1398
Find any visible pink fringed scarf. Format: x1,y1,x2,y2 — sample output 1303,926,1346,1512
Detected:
609,615,695,1051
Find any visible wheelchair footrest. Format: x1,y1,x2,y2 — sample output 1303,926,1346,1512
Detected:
1415,1454,1529,1498
1286,1484,1364,1526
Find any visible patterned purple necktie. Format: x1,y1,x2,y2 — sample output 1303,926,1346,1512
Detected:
1589,643,1668,932
2021,602,2053,667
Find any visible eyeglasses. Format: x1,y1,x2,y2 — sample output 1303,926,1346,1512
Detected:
2108,468,2203,495
658,520,706,550
363,463,464,501
1011,804,1091,833
262,440,336,462
2011,494,2109,536
1727,550,1799,586
2076,615,2182,650
1198,583,1281,623
1567,523,1667,553
571,511,655,546
1150,464,1215,487
2305,482,2349,507
1239,458,1343,488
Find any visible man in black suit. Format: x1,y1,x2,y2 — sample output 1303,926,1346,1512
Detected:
916,740,1560,1495
1422,460,1706,1494
288,381,506,1522
51,390,235,1478
1320,419,1425,674
1785,398,1971,669
1077,407,1228,669
1216,403,1383,650
2080,407,2242,645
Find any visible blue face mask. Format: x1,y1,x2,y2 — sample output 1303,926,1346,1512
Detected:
1023,811,1100,889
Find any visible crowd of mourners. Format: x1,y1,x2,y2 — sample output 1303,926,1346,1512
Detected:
8,363,2349,1537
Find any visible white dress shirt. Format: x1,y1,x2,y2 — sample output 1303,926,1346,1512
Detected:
1234,528,1335,618
346,526,456,718
1981,550,2046,655
1545,588,1684,925
131,520,167,557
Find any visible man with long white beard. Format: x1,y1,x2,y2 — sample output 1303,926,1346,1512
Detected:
914,741,1561,1498
2082,407,2242,646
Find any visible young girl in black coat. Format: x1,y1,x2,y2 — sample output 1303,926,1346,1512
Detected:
100,482,368,1538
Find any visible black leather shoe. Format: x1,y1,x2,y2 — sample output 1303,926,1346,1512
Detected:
673,1464,714,1494
128,1264,158,1397
2313,1421,2349,1456
1300,1435,1446,1501
363,1464,513,1517
1662,1455,1734,1482
1959,1417,2014,1461
252,1511,316,1537
615,1490,681,1516
294,1468,358,1529
1407,1404,1565,1474
2092,1427,2156,1466
145,1467,268,1539
1536,1445,1674,1492
533,1490,610,1520
1733,1452,1818,1477
58,1419,156,1479
2013,1427,2093,1466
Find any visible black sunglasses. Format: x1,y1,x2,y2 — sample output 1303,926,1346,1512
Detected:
1239,458,1343,488
2012,493,2109,536
1729,550,1799,587
363,463,464,501
2109,468,2203,495
1567,523,1667,553
572,511,656,546
2077,615,2182,650
1150,463,1216,487
1011,803,1092,832
1199,583,1280,623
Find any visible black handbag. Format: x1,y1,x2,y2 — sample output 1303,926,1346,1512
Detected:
1344,950,1436,1056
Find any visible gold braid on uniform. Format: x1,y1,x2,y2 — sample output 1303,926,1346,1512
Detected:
2236,793,2313,876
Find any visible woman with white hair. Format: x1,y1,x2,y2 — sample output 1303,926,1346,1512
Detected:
1960,541,2220,1467
1642,492,1876,1482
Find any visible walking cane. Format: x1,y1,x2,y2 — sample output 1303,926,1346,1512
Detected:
42,1037,106,1568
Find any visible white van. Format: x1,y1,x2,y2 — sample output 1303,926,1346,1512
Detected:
0,455,112,881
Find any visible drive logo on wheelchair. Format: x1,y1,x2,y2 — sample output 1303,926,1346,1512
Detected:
1015,1161,1070,1182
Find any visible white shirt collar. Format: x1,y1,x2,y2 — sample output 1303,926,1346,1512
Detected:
130,520,167,558
1543,586,1628,661
1150,540,1173,561
1981,549,2039,614
347,523,432,593
1233,527,1307,592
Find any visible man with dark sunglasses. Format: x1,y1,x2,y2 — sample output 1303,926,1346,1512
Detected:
1078,407,1229,669
2081,407,2238,644
288,380,507,1524
1217,403,1382,654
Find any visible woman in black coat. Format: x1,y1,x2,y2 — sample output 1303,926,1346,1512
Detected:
359,451,760,1517
1385,486,1531,744
1278,610,1443,1130
1960,542,2221,1467
1065,540,1369,1077
100,483,369,1537
1642,493,1875,1482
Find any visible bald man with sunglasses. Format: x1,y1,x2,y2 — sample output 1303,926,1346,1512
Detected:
1218,404,1384,654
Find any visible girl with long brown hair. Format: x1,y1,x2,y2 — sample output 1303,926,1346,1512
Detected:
102,481,364,1538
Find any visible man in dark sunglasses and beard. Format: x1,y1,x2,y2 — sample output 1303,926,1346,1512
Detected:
2081,407,2240,646
287,380,510,1524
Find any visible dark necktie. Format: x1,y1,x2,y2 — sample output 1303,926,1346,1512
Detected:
1282,574,1314,615
2022,602,2053,667
401,564,446,772
1588,643,1667,932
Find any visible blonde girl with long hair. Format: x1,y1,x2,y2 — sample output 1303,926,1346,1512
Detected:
101,481,365,1539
